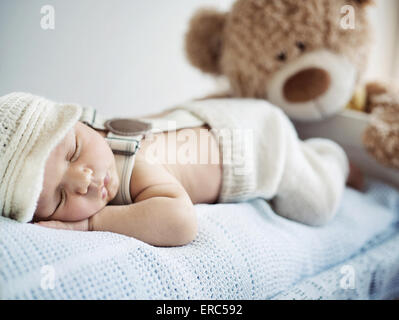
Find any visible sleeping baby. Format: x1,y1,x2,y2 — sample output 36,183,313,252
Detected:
0,92,360,246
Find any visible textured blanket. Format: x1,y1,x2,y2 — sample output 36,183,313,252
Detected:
273,231,399,300
0,179,398,299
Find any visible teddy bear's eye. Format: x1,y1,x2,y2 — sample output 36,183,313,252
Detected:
276,52,287,61
296,41,306,51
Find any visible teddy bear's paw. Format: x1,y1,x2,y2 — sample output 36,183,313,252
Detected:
366,82,399,113
363,103,399,169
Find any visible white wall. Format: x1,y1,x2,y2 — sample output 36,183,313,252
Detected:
396,43,399,80
0,0,397,118
0,0,234,117
394,2,399,80
365,0,399,82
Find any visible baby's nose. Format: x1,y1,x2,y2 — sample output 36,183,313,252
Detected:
71,167,93,195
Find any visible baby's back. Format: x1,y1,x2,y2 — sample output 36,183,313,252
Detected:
128,125,222,204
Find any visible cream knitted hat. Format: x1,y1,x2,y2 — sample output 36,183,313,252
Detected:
0,92,82,222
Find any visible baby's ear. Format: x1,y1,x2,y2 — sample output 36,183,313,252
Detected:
185,8,227,75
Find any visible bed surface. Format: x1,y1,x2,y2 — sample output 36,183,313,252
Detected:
0,178,398,299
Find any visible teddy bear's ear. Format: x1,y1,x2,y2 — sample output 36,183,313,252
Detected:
185,8,227,75
349,0,375,7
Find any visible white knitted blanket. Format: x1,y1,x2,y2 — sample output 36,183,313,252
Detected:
0,178,398,299
274,231,399,300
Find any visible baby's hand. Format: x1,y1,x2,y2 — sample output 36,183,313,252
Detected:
35,219,90,232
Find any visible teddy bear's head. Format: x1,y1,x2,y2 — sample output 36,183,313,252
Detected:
186,0,374,121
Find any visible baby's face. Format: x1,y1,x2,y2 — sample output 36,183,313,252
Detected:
33,121,119,222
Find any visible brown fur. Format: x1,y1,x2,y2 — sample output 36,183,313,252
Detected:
185,9,227,75
186,0,372,97
363,83,399,168
185,0,399,169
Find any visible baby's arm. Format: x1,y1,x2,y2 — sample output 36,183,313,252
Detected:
89,163,197,247
89,183,197,247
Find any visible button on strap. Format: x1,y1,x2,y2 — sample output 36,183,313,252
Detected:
104,118,152,136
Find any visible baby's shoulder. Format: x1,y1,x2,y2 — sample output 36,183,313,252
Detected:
129,153,181,202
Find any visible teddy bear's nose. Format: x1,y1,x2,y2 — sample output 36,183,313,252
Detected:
283,68,331,103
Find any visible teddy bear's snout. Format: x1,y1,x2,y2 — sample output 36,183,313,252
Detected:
266,49,357,121
283,68,331,103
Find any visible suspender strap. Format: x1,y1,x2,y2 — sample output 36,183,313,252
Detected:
79,106,206,157
79,106,107,131
140,108,205,133
105,132,141,157
80,106,147,157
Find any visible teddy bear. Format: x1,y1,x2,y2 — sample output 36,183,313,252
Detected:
184,0,399,171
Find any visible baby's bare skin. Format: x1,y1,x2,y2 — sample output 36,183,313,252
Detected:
96,125,223,204
36,120,222,247
134,126,222,204
87,125,223,246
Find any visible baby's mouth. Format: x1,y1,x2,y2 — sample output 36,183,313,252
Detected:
101,172,111,200
104,172,110,187
101,185,107,199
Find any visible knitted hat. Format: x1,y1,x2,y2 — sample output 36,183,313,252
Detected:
0,92,82,222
